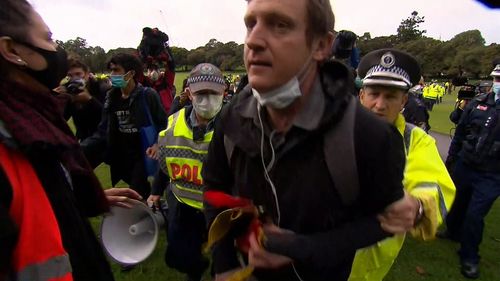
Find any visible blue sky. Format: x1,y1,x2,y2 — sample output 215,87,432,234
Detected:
30,0,500,51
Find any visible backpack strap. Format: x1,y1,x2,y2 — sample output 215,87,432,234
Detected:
403,123,416,156
224,134,235,165
140,87,154,127
323,96,359,206
223,96,360,206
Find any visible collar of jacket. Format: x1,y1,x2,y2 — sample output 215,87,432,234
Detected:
106,83,145,108
221,60,355,157
395,113,407,136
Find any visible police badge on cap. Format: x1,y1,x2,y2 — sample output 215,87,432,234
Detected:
187,63,226,93
358,49,421,90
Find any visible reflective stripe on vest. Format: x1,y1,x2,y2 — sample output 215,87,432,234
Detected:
157,108,213,209
17,254,72,281
0,144,73,281
402,123,448,221
403,123,416,155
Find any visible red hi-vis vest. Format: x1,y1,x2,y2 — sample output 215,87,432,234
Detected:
0,143,73,281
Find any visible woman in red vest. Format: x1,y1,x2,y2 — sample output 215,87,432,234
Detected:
0,1,141,280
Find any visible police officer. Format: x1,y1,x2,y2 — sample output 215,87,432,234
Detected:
403,77,430,132
443,58,500,279
350,49,456,281
147,63,226,281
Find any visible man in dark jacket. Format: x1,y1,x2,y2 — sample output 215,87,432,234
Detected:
202,0,407,280
53,59,110,168
81,53,167,199
442,60,500,279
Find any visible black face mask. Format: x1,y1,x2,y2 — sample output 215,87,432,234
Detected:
19,42,68,89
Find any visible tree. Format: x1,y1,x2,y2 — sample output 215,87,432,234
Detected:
88,46,107,73
187,48,206,67
358,35,397,56
397,11,426,43
453,47,484,78
359,32,372,42
170,47,189,70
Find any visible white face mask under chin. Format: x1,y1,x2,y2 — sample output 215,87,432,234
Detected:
252,77,302,109
251,54,315,109
192,94,223,119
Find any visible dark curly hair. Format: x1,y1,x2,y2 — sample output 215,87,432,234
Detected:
107,53,144,81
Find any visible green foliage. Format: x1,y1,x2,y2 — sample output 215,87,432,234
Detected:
170,46,189,71
397,11,426,43
359,28,500,79
358,35,398,56
56,13,500,82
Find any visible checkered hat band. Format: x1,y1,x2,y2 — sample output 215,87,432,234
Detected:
363,78,410,89
366,65,411,86
187,75,225,85
491,64,500,76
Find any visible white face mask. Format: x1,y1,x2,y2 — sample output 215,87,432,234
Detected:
252,78,301,109
251,55,314,109
492,82,500,95
192,94,223,119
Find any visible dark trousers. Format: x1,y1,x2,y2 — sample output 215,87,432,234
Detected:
112,159,151,199
457,164,500,264
165,190,208,280
423,98,436,111
445,159,473,240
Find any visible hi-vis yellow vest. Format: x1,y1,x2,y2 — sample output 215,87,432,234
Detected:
157,108,213,210
348,114,456,281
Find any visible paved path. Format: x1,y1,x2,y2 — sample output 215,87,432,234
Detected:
429,131,453,161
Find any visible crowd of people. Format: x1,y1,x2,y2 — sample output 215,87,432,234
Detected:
0,0,499,281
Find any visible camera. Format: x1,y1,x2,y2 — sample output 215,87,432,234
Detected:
457,84,476,100
64,78,86,95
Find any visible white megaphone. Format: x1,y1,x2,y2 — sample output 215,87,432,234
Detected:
100,199,166,266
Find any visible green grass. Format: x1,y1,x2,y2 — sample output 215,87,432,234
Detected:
427,91,460,136
87,77,500,281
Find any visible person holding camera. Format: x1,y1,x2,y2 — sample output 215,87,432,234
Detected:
441,59,500,279
55,59,109,144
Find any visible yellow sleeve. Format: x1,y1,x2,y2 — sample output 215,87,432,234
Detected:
403,128,456,240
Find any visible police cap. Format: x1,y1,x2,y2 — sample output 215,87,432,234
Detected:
478,80,492,88
490,58,500,77
358,49,421,90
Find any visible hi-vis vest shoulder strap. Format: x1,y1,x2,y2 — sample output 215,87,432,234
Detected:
403,123,416,155
224,96,359,206
158,108,213,210
0,143,73,281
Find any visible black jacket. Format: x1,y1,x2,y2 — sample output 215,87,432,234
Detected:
404,93,430,132
448,92,500,172
63,77,108,141
81,84,167,172
202,61,405,281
